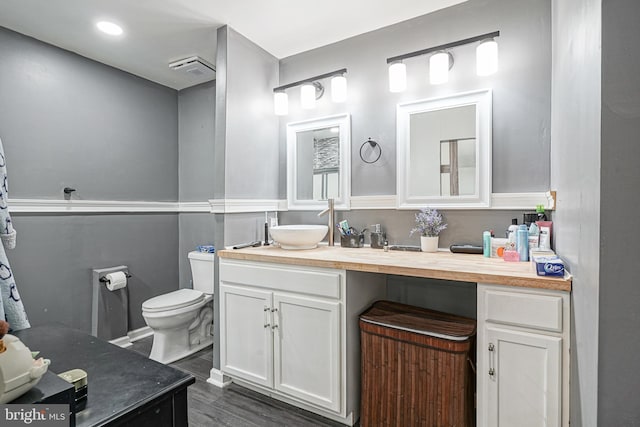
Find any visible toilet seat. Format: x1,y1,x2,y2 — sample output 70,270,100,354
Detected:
142,289,204,313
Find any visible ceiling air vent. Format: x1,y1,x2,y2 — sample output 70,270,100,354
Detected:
169,56,216,79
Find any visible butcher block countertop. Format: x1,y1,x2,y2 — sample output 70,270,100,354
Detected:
218,245,572,292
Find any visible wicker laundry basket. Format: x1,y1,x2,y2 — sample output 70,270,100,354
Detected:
359,300,476,427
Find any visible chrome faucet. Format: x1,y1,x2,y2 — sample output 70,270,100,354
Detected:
318,198,335,246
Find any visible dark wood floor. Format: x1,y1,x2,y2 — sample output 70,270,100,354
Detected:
129,337,346,427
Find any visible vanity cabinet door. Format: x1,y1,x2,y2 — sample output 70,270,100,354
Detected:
220,284,274,388
478,283,570,427
484,326,562,427
272,293,341,413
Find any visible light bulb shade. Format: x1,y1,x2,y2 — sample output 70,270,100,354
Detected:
274,92,288,115
331,75,347,103
300,84,316,109
429,52,450,85
476,39,498,76
388,62,407,93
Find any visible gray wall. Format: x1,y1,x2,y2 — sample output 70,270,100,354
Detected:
0,27,181,332
550,0,601,425
218,26,280,246
224,27,280,200
276,0,552,248
279,0,552,197
599,0,640,424
211,26,281,370
179,81,216,203
178,81,217,289
178,214,217,290
280,208,533,248
0,28,178,201
9,214,178,331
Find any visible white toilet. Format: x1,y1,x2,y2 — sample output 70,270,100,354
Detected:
142,251,215,364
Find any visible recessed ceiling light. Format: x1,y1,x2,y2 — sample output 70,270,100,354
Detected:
96,21,123,36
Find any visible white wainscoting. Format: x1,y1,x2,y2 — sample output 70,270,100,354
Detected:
9,192,554,214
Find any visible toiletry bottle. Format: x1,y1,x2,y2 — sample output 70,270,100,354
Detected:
507,218,519,242
536,205,547,221
516,224,529,261
483,231,491,257
528,222,540,252
263,212,270,246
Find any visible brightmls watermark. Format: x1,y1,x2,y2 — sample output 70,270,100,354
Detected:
1,405,69,426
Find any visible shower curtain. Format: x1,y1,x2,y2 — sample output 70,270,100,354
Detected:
0,137,29,330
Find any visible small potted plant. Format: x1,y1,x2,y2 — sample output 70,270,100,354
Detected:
410,208,447,252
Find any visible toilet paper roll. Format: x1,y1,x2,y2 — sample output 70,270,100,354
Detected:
105,271,127,291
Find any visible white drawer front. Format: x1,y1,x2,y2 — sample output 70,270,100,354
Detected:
483,289,563,333
220,260,342,299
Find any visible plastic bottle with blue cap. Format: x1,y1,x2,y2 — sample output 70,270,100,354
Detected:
516,224,529,261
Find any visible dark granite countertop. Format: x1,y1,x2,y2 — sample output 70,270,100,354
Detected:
15,325,195,427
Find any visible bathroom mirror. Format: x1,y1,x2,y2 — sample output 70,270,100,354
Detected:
396,90,492,208
287,114,351,210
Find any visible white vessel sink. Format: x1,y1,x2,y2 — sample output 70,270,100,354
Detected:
270,225,328,250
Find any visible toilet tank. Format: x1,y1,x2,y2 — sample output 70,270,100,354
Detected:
188,251,215,294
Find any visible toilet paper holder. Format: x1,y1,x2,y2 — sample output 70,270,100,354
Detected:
99,271,132,284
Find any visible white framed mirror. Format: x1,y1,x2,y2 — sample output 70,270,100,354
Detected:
286,114,351,210
396,89,492,209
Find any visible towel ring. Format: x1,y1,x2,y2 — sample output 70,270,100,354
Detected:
359,138,382,164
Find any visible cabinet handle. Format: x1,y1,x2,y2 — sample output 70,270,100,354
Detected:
263,306,270,328
488,342,496,378
271,307,279,330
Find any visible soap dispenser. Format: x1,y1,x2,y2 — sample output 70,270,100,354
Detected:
370,224,386,249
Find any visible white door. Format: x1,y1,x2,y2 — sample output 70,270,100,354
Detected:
220,284,273,388
272,293,341,413
485,326,562,427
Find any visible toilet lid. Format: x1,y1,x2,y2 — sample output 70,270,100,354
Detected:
143,289,204,312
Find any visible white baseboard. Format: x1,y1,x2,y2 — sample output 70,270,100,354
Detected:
9,192,555,214
350,195,397,209
108,326,153,348
352,192,554,210
178,202,212,212
9,199,215,213
128,326,153,342
109,336,132,348
208,368,232,388
490,192,555,210
209,199,287,214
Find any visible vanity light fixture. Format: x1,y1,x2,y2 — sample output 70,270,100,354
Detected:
300,83,318,109
429,52,453,85
273,68,347,115
274,91,288,116
331,74,347,103
386,31,500,91
96,21,123,36
388,62,407,92
476,38,499,76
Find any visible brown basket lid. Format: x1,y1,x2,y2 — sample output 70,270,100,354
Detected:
360,300,476,340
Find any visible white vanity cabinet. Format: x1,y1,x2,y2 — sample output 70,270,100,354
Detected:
219,258,386,425
477,283,570,427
